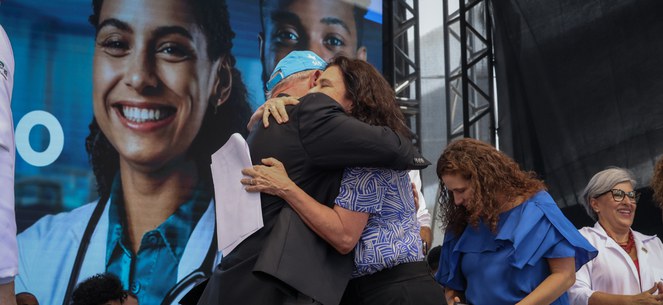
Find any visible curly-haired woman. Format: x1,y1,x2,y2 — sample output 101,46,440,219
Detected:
435,138,597,305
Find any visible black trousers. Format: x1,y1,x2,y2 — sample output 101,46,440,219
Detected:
340,261,445,305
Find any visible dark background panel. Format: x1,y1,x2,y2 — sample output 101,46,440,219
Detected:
491,0,663,233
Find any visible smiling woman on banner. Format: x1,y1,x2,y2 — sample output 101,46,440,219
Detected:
14,0,251,304
569,167,663,305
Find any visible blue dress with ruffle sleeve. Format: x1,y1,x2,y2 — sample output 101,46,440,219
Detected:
435,191,597,305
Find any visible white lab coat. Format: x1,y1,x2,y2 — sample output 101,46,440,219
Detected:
16,198,219,305
409,170,431,228
0,24,17,285
569,222,663,305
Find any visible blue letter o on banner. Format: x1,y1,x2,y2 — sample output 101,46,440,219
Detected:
15,110,65,167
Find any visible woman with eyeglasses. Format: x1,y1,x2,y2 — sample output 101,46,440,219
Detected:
435,138,597,305
569,167,663,305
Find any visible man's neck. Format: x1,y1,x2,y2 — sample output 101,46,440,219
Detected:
271,83,308,99
273,88,301,99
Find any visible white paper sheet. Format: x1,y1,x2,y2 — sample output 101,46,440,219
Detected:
211,133,263,256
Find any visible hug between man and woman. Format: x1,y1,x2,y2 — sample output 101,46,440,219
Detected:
194,50,663,305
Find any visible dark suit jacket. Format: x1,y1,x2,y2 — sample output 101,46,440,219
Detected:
194,93,428,305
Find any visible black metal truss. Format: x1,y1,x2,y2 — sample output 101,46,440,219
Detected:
443,0,496,145
384,0,422,150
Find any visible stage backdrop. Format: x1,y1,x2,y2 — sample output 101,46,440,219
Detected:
0,0,383,303
492,0,663,234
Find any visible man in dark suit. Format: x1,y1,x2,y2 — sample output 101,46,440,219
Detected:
193,51,428,305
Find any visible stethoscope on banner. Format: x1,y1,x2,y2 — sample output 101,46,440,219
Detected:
61,195,217,305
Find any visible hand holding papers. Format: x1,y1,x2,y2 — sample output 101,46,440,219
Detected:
211,133,263,256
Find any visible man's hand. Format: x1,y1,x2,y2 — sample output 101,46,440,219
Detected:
246,97,300,131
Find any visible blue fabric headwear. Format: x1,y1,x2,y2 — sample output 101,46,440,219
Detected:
266,51,327,91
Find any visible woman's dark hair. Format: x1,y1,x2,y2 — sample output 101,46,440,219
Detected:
71,273,127,305
328,56,411,138
86,0,251,197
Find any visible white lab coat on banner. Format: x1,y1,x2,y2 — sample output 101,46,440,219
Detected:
0,24,17,285
16,199,219,305
569,222,663,305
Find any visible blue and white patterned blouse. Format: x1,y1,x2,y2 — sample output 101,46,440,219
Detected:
335,167,423,278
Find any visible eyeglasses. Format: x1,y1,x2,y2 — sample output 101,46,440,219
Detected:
595,189,640,203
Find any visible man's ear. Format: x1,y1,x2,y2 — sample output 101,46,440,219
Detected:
356,46,367,61
307,70,322,89
214,57,233,107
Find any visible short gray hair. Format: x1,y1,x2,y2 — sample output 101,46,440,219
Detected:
265,70,316,99
581,167,637,221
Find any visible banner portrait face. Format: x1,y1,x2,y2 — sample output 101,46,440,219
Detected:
2,0,383,304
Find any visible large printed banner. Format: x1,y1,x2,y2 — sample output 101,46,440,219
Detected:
1,0,382,304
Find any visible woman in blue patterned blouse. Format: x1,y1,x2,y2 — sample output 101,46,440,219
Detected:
242,56,445,305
